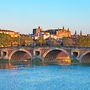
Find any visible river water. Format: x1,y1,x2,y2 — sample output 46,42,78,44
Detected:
0,62,90,90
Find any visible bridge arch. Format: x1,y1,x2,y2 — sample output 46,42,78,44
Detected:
79,51,90,64
8,48,32,61
42,48,71,64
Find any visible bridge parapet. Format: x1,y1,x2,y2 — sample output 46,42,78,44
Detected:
0,47,34,60
0,46,90,64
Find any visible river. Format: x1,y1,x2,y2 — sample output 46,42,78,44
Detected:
0,62,90,90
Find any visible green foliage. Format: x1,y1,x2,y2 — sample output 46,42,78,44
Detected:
76,36,90,46
51,39,58,46
19,36,25,46
19,36,33,46
24,36,33,46
36,37,46,46
0,33,33,47
63,37,73,46
0,33,12,47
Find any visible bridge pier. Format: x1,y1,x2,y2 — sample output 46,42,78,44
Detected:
0,46,90,65
1,48,9,60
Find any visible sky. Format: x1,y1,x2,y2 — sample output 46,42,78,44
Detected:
0,0,90,35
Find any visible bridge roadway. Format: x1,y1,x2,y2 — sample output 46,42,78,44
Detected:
0,46,90,64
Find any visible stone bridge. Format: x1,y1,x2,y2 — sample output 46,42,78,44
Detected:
0,46,90,64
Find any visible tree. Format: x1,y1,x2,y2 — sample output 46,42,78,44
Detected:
5,34,12,46
36,37,46,46
63,37,73,46
86,36,90,46
51,39,59,46
0,33,12,47
24,36,33,46
76,36,90,46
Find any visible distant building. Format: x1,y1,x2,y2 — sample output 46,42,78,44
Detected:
50,34,58,39
33,26,42,35
56,26,71,38
33,26,71,39
71,30,83,39
33,31,50,40
0,29,20,37
45,29,58,35
87,34,90,37
71,31,84,45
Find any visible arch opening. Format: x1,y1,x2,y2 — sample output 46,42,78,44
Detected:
10,51,31,61
35,51,40,56
73,52,78,57
43,49,71,65
80,52,90,64
3,52,7,57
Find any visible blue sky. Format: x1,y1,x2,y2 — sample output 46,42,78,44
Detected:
0,0,90,35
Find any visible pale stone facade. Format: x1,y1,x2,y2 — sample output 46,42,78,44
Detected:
34,31,50,40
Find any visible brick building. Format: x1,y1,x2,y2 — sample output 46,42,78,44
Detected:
0,29,20,37
33,26,71,39
56,26,71,38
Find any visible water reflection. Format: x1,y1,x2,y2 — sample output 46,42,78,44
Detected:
0,60,70,69
0,60,31,69
0,59,90,69
0,63,15,69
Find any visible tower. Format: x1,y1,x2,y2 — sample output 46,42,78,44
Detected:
62,26,64,30
75,30,77,35
67,28,69,31
80,30,82,36
33,26,42,35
